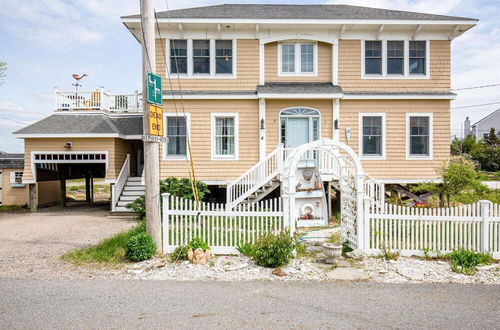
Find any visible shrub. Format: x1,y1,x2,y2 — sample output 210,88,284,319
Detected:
236,242,254,257
125,233,157,262
126,197,146,220
169,237,210,262
251,231,295,268
446,249,492,275
342,241,353,255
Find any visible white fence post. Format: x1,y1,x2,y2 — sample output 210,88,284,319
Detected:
363,197,371,250
356,173,365,250
162,193,169,254
480,200,492,253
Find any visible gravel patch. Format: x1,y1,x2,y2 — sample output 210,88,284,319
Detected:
0,204,137,279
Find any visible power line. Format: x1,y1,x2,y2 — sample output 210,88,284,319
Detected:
452,83,500,91
0,116,31,125
451,101,500,110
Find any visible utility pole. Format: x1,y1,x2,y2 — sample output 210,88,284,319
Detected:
141,0,161,251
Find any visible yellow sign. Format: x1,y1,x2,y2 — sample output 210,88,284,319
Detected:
148,105,163,136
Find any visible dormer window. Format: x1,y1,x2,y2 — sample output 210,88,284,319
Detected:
279,42,317,76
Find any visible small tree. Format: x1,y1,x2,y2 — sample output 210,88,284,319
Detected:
485,128,500,146
413,156,487,207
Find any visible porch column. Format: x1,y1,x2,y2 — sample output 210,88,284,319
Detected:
332,39,339,85
259,98,266,161
259,41,265,85
29,183,37,212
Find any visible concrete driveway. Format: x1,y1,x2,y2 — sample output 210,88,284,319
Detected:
0,203,137,279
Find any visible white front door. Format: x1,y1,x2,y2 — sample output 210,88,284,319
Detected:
286,118,310,148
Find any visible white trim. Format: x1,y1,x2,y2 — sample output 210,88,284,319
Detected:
122,18,478,26
358,113,386,160
257,93,343,99
361,40,430,79
201,180,229,185
278,107,321,149
258,99,266,161
332,39,339,85
14,133,142,139
333,99,340,141
259,42,265,85
211,113,239,161
163,112,191,161
167,38,237,79
343,93,455,100
378,178,442,184
277,42,318,76
406,112,433,160
163,94,257,100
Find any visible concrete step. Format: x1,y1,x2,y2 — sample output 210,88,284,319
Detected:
122,190,146,196
124,186,145,191
127,177,143,182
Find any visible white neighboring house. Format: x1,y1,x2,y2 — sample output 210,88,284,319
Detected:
465,109,500,140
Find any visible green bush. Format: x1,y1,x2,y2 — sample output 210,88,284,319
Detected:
126,177,209,219
125,233,157,262
251,231,295,268
236,242,254,257
169,237,210,262
446,249,492,275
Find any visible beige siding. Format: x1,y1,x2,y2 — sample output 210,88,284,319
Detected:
340,100,450,180
156,39,259,91
37,180,61,206
159,99,259,181
22,138,133,181
265,42,332,83
1,169,28,206
339,40,450,92
265,99,333,153
114,139,134,178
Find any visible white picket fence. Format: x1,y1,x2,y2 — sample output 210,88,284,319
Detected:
363,199,500,258
161,194,286,254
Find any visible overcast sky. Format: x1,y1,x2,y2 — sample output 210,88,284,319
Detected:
0,0,499,152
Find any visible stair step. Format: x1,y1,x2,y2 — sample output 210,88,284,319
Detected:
122,190,145,196
119,195,140,201
127,177,143,182
117,200,133,207
126,181,143,186
114,206,135,212
124,186,145,191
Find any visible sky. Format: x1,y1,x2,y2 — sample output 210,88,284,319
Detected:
0,0,499,153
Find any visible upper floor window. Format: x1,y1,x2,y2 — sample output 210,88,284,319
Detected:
363,40,429,78
409,41,426,75
364,41,382,75
279,43,317,76
170,40,187,74
168,39,235,77
407,113,432,159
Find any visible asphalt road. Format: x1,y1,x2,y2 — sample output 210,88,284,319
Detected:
1,279,499,329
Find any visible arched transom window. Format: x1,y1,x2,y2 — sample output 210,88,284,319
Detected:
280,108,320,149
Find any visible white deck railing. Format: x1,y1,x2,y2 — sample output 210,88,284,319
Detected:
111,154,130,212
55,89,140,112
226,144,284,207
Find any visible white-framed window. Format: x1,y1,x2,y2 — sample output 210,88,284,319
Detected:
10,171,24,187
406,113,433,160
278,42,317,76
164,113,190,160
362,40,429,79
211,113,239,160
167,39,236,78
359,113,386,160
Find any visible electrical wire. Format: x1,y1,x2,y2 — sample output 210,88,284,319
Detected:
452,83,500,91
451,101,500,110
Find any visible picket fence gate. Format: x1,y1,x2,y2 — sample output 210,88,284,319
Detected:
363,199,500,258
161,193,286,254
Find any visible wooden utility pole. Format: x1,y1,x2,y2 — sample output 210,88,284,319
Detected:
141,0,162,251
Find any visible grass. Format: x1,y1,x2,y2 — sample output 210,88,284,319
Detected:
478,171,500,181
61,221,146,265
67,184,110,193
0,205,24,212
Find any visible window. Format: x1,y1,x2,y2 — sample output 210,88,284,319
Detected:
281,44,295,73
407,114,432,158
212,113,238,160
10,171,24,187
170,40,187,74
364,41,382,75
387,41,404,75
362,116,383,156
279,43,316,75
409,41,426,75
301,44,314,73
482,133,489,139
166,116,188,158
193,40,210,74
216,40,233,74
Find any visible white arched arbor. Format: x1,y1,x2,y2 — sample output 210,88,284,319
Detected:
281,139,367,249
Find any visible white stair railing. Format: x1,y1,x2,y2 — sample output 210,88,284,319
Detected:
111,154,130,211
227,145,284,207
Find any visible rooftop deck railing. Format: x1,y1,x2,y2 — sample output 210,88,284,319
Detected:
55,88,141,113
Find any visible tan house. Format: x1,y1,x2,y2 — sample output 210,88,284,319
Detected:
13,4,476,211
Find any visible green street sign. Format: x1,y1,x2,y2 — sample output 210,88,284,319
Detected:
147,72,162,105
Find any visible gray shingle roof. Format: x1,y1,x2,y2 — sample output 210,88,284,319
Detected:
258,83,342,95
123,4,476,21
0,153,24,169
14,114,143,136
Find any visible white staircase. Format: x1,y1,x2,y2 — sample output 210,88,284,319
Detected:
114,177,145,212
